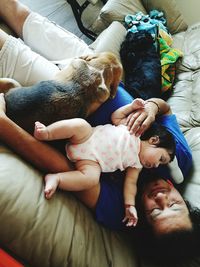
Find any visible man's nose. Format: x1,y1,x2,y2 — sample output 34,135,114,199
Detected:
154,192,168,206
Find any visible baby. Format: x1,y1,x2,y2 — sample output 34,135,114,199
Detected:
34,99,175,227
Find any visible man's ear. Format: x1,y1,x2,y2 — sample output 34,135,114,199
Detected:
148,135,160,145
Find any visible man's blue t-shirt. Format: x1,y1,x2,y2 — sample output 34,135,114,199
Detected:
88,83,192,230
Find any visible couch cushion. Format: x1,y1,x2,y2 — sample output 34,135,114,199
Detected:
92,0,146,34
90,21,127,61
139,22,200,267
0,145,138,267
142,0,188,34
92,0,188,35
167,23,200,208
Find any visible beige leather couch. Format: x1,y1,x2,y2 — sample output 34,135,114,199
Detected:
1,0,200,266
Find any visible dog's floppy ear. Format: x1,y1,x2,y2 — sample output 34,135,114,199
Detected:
98,52,122,99
94,69,111,103
82,52,123,99
109,63,123,98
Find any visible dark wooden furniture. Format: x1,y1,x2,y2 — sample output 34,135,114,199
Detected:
67,0,107,40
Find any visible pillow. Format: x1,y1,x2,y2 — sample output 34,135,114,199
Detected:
142,0,188,34
100,0,146,24
90,21,127,61
92,0,188,35
92,0,146,34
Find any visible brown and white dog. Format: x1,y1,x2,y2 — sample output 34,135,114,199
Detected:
0,52,122,134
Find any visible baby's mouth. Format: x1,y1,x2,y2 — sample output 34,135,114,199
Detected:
144,162,152,168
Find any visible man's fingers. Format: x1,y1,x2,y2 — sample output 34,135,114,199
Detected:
134,120,149,137
128,113,147,134
126,110,144,127
125,104,156,137
129,114,155,136
134,117,154,137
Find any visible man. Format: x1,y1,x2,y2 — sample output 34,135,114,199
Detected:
0,2,196,261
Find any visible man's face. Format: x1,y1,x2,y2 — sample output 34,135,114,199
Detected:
141,179,192,235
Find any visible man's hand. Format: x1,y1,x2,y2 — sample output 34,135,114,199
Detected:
112,98,170,136
125,100,157,137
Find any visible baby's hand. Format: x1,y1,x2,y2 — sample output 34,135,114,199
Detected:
122,204,138,227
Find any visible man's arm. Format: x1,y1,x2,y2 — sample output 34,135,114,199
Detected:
145,98,171,116
0,113,72,173
126,98,171,136
111,98,145,125
0,94,72,173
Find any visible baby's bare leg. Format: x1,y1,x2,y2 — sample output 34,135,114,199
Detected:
0,0,30,38
44,160,101,199
34,118,93,143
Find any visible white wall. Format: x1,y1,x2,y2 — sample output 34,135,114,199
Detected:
176,0,200,26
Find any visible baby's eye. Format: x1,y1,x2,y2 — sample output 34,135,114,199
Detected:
160,156,167,164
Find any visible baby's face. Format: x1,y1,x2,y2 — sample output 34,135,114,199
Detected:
139,141,171,169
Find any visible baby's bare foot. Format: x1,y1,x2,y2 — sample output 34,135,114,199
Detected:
34,121,48,140
44,174,59,199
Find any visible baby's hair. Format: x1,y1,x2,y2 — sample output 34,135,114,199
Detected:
140,123,176,161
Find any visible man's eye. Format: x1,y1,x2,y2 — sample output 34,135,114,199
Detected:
169,203,180,209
